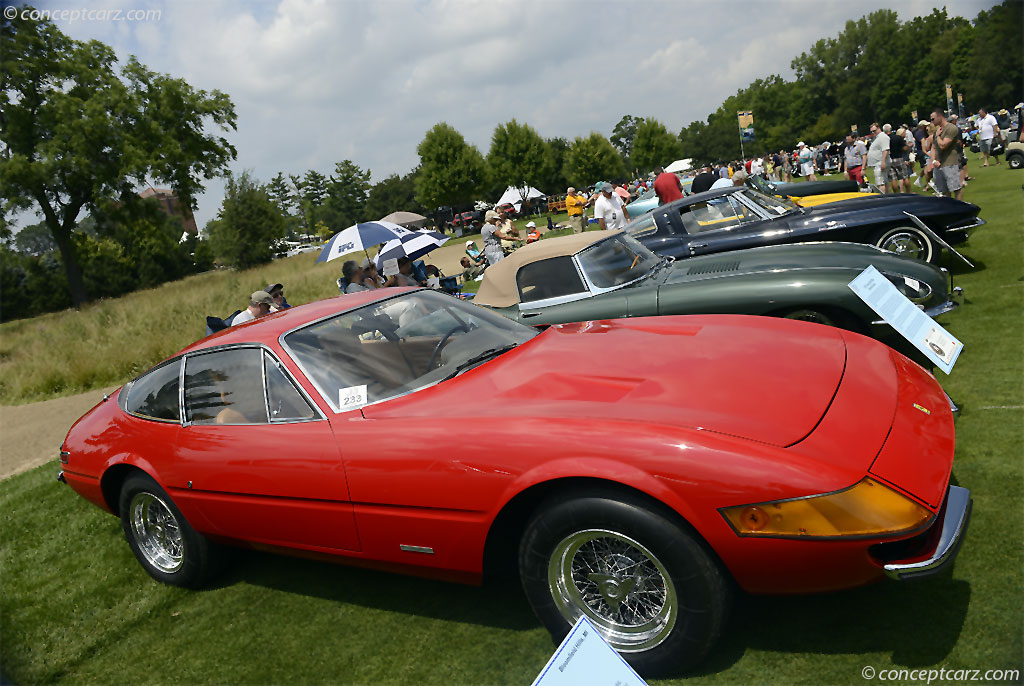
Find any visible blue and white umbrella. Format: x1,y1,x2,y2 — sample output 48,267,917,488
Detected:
315,221,416,264
374,231,450,267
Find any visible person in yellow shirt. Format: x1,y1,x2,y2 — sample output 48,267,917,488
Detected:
565,187,588,234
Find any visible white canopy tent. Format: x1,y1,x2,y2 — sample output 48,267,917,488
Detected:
664,159,694,174
496,185,545,212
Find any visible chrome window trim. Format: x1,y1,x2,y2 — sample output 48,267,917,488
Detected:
182,342,325,426
259,349,271,424
121,356,185,425
262,349,320,424
517,257,592,310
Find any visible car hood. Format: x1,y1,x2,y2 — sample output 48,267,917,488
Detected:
796,193,979,221
654,242,945,285
377,315,847,448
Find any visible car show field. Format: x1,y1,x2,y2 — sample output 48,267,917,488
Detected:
0,162,1020,683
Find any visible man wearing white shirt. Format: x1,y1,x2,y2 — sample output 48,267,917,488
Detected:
866,123,890,193
593,182,629,231
977,108,1001,166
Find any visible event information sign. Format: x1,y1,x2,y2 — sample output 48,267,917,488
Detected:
848,265,963,374
531,616,648,686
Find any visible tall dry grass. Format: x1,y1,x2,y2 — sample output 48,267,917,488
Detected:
0,252,345,404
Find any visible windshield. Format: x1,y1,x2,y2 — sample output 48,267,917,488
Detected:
740,188,798,216
283,290,536,410
576,233,662,289
745,174,778,196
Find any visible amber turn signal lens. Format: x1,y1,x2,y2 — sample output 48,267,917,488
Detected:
721,478,934,538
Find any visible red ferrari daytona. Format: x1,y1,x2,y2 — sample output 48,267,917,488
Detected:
59,288,971,675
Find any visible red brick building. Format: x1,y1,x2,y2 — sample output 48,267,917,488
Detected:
139,187,198,235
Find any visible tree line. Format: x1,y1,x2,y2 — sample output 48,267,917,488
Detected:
3,3,1018,322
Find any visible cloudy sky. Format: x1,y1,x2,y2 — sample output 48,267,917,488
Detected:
26,0,998,229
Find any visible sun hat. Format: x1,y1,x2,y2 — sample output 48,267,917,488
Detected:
465,240,475,246
525,221,536,228
797,141,805,147
484,210,500,222
250,291,274,306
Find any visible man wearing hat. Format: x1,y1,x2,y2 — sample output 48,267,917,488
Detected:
481,210,517,265
565,187,588,234
264,283,290,311
797,142,817,181
231,291,274,326
594,182,630,232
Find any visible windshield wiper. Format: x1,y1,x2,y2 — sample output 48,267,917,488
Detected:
440,344,518,382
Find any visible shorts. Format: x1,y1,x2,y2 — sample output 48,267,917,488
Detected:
846,165,864,184
933,165,962,194
979,138,993,153
872,164,886,187
800,161,814,176
888,159,911,181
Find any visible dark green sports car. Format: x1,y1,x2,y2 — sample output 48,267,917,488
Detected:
473,230,961,352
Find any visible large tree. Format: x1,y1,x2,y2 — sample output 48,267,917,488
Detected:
414,123,486,210
486,119,546,202
322,159,370,230
364,170,422,221
206,171,285,269
537,137,570,195
631,118,682,173
610,115,641,165
0,11,236,307
563,133,626,187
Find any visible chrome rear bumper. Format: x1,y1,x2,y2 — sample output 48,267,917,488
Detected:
883,485,971,580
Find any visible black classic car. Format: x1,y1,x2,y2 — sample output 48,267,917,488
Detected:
628,187,984,265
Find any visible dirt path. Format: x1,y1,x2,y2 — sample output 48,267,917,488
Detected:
0,387,118,480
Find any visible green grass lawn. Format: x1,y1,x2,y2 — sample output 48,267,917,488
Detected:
1,157,1021,684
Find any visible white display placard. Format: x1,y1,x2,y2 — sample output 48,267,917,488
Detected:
381,258,399,276
531,616,648,686
337,385,367,411
848,265,963,374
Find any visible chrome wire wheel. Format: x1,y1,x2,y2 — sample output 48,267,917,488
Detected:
547,529,676,652
129,491,185,574
875,226,933,262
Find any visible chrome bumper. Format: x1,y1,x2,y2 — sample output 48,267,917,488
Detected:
884,485,971,580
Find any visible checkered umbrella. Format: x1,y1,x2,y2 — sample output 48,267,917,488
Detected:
373,231,450,267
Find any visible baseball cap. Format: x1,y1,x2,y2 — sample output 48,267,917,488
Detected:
599,182,614,193
465,240,474,247
525,221,536,228
484,210,500,221
264,283,283,294
797,141,805,147
251,291,274,306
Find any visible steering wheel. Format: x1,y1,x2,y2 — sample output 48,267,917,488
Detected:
428,323,470,370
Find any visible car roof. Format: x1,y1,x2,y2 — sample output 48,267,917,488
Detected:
180,287,420,355
473,230,620,308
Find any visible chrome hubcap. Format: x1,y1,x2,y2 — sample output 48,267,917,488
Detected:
130,492,184,573
548,529,676,652
881,232,925,259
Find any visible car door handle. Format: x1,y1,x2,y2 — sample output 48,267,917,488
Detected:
690,242,707,249
522,311,542,318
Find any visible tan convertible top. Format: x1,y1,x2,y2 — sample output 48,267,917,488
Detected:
473,230,620,307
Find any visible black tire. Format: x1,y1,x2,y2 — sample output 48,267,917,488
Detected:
518,491,732,676
872,225,935,263
119,473,222,588
1007,153,1023,170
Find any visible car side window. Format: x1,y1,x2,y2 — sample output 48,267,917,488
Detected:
263,351,317,422
679,200,744,234
184,348,268,425
125,360,180,422
517,257,587,304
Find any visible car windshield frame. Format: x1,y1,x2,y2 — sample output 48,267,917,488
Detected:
574,233,663,291
738,188,799,216
280,290,538,412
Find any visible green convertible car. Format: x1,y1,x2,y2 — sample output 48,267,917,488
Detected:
473,230,962,352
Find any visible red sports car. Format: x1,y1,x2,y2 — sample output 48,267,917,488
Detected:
59,288,970,675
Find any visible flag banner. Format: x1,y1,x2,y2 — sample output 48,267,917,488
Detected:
957,93,963,105
851,124,859,136
737,111,755,142
911,110,918,121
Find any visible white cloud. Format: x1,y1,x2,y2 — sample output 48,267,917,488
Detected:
18,0,999,229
